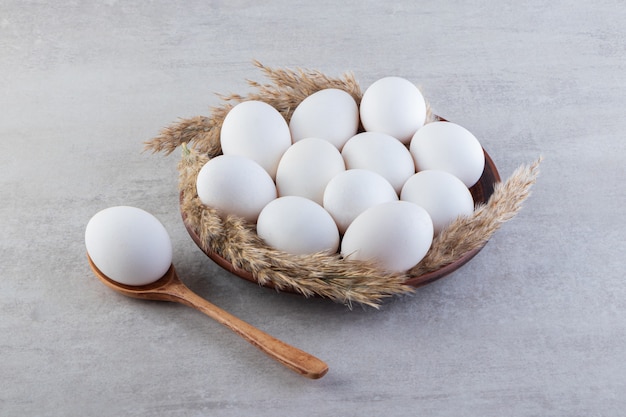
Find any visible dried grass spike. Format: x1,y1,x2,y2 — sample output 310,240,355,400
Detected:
145,116,213,155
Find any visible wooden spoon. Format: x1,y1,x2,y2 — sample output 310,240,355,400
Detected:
87,255,328,379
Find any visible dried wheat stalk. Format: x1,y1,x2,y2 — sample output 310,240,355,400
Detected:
145,62,541,307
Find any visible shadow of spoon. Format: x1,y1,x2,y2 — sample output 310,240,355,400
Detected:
87,254,328,379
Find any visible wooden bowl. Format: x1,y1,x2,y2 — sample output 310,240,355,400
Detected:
181,144,500,293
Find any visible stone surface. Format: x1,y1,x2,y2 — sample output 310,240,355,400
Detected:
1,1,625,415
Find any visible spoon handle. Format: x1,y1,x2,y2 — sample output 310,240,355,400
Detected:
168,283,329,379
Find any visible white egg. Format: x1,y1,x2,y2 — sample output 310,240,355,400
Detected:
341,132,415,194
341,201,433,272
196,155,277,223
220,100,292,179
323,169,398,234
257,196,340,255
410,121,485,188
85,206,173,286
276,137,345,205
401,170,474,235
289,88,359,150
359,76,427,144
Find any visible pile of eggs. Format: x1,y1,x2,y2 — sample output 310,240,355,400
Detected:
196,77,485,272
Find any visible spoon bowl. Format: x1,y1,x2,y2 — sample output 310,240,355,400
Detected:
87,254,328,379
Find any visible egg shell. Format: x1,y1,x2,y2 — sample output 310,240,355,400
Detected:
85,206,172,286
341,201,433,272
289,88,359,150
256,196,340,255
323,169,398,234
196,155,277,223
220,100,292,179
276,137,345,205
359,76,427,144
410,121,485,188
401,170,474,235
341,131,415,194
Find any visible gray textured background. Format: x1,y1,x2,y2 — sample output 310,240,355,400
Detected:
1,1,625,416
